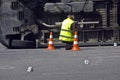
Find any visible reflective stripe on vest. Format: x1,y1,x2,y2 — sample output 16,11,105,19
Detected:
59,18,74,42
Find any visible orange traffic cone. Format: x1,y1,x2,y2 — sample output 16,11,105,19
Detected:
71,31,80,51
47,32,56,50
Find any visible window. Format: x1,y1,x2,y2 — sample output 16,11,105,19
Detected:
18,11,24,20
0,0,2,7
11,1,19,10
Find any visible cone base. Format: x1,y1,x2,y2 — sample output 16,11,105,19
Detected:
71,48,80,51
47,48,56,50
71,46,80,51
47,45,56,50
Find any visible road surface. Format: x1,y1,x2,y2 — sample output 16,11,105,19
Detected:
0,43,120,80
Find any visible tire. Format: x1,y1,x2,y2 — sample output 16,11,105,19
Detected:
11,40,35,48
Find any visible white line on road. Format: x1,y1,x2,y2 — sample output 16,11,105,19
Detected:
0,66,15,70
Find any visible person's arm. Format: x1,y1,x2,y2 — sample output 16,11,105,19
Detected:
71,22,76,34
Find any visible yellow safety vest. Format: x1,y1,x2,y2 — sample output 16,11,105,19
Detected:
59,18,74,42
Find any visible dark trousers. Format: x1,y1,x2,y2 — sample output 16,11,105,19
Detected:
62,41,73,50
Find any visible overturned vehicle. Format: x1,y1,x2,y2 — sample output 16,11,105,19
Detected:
0,0,120,48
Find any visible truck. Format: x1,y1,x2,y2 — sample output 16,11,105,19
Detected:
0,0,120,48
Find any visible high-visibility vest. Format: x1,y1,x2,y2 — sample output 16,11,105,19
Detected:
59,18,74,42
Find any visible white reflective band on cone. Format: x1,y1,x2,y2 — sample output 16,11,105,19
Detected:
50,35,53,38
74,35,77,38
49,41,53,44
74,41,78,44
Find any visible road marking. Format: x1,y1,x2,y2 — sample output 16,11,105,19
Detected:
0,66,15,70
103,56,120,58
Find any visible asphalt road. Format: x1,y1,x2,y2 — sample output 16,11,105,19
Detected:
0,43,120,80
